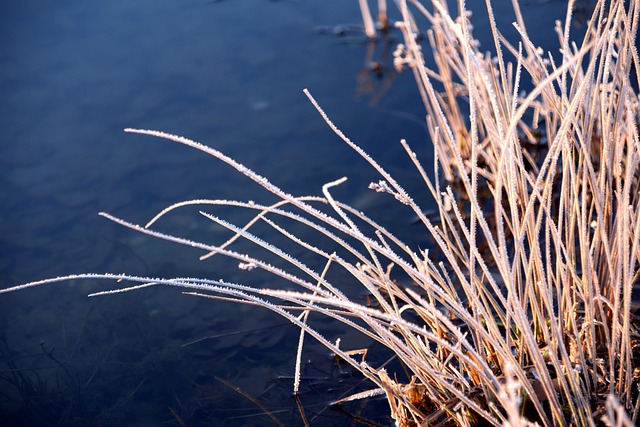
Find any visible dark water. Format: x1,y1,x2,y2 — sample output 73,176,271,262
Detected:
0,1,573,425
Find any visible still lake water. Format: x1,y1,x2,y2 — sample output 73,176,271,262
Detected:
1,0,576,425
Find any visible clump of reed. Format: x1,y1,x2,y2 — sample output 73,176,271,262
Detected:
3,0,640,425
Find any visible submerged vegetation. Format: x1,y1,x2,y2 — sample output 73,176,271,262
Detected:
3,0,640,425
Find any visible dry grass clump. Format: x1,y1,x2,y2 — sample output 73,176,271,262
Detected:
3,0,640,425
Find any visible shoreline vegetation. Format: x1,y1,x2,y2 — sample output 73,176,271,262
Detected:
2,0,640,425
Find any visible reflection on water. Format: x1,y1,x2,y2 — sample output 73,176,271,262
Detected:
0,0,571,425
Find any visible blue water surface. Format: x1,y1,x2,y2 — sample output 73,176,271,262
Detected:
0,0,572,425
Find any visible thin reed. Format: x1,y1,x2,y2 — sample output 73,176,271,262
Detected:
2,0,639,425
